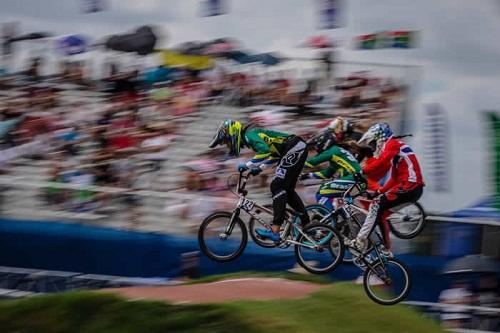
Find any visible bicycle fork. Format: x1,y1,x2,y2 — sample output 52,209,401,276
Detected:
220,208,241,239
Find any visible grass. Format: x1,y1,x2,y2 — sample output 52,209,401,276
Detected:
0,278,445,333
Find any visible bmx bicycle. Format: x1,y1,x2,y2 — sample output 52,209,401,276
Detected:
305,174,414,305
198,171,345,274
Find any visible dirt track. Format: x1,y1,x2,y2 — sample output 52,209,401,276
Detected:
105,278,323,304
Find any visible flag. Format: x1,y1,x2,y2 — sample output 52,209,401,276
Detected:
82,0,106,13
392,31,414,48
318,0,343,29
485,111,500,208
201,0,226,17
423,104,449,192
354,31,418,49
356,34,377,49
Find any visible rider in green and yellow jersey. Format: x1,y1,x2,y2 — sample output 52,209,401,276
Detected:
301,129,364,211
210,119,309,242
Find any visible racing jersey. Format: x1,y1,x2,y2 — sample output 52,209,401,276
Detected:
244,128,291,168
305,146,361,179
363,138,424,193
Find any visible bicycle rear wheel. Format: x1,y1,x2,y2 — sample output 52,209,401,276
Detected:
387,202,426,239
198,211,247,262
294,223,344,274
363,258,411,305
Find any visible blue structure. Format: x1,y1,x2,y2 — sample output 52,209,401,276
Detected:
437,197,500,258
0,218,451,301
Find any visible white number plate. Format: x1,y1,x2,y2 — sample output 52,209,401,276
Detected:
241,198,255,211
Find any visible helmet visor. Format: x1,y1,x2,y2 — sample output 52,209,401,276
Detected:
209,129,225,148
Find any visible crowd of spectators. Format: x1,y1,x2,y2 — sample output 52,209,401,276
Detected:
437,276,500,331
0,55,408,225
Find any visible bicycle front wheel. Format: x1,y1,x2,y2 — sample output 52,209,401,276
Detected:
363,258,411,305
294,223,344,274
387,202,426,239
198,211,247,262
304,204,359,264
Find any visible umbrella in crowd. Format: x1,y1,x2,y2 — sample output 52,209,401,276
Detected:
2,31,52,57
222,50,282,66
203,38,238,55
302,35,335,49
8,32,52,43
175,41,208,55
105,26,157,56
56,35,87,56
442,255,500,275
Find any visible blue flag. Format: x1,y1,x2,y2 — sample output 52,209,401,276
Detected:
202,0,226,17
318,0,342,29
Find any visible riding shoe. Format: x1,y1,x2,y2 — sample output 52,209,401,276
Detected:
255,228,281,242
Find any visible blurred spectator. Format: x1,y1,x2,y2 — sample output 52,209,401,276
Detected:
439,279,474,329
474,275,500,330
25,57,42,82
140,124,175,171
68,165,98,212
45,162,68,206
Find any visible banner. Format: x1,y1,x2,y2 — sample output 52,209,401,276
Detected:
355,31,418,50
485,111,500,208
423,104,449,192
200,0,226,17
317,0,343,29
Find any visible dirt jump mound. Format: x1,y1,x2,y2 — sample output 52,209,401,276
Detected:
105,277,323,304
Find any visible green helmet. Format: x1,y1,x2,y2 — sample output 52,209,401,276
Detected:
209,119,243,157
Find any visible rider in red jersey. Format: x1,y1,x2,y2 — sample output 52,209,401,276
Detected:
350,123,425,253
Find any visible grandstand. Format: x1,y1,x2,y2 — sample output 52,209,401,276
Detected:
0,62,413,235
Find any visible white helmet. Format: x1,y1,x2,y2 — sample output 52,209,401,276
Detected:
328,117,351,140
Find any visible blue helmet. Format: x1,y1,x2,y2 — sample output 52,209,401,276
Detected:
358,122,393,147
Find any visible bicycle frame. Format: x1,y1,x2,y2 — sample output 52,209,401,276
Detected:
224,172,321,249
311,180,386,252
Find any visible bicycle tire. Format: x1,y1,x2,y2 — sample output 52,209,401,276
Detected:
363,257,411,305
294,223,345,274
388,202,426,239
198,211,247,262
304,204,361,263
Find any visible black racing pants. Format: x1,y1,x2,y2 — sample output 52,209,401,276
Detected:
271,136,309,226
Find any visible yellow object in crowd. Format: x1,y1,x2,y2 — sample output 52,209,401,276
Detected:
159,50,214,70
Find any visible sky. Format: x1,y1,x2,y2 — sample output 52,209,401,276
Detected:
1,0,500,211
